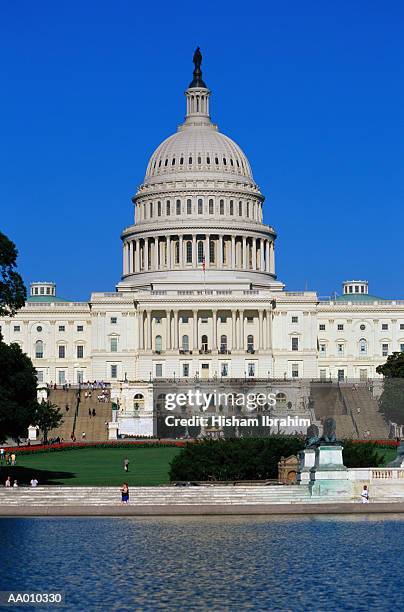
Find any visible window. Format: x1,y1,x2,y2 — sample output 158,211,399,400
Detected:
338,369,345,381
247,363,255,377
183,363,189,377
209,240,215,264
382,323,388,331
157,201,161,216
35,340,43,359
181,315,189,323
58,325,65,332
292,364,299,378
238,201,243,216
36,326,42,332
201,317,208,324
77,345,84,359
58,370,66,385
176,200,181,215
175,241,180,264
360,324,366,331
182,335,189,352
401,324,404,330
246,316,254,323
36,370,44,383
110,337,118,352
166,200,171,216
337,343,344,355
319,343,326,356
155,316,161,324
209,199,214,214
77,325,84,332
320,369,327,380
319,324,326,331
292,316,298,324
155,364,163,378
221,363,228,377
197,241,204,263
337,324,344,331
186,241,192,263
201,335,208,352
187,199,192,214
13,325,20,332
219,315,227,323
220,335,227,353
198,199,203,214
229,200,234,215
291,337,299,351
247,335,254,353
111,365,117,379
382,343,389,357
400,343,404,353
359,338,367,355
150,202,153,218
110,317,117,324
219,199,224,215
155,335,162,353
58,345,65,359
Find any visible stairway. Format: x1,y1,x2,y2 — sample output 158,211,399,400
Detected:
339,385,389,439
46,389,80,441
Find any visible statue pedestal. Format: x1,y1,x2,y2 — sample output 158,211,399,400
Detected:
297,448,316,484
108,422,119,440
309,445,352,498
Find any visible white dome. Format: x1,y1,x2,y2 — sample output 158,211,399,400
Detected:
144,124,254,184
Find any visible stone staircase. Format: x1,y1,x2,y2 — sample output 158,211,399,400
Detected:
47,388,111,441
46,389,79,441
339,385,389,439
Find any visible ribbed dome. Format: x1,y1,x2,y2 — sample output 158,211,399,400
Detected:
144,125,254,184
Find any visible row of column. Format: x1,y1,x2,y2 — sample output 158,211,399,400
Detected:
137,308,273,353
123,235,275,275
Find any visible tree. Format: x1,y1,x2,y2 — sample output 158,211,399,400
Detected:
0,340,39,443
34,401,64,444
377,353,404,426
0,231,26,316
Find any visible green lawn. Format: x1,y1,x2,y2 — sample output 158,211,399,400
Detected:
3,447,182,486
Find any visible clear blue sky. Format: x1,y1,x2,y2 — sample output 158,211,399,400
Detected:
1,1,403,300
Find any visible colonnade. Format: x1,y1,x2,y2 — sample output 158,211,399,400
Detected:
123,234,275,275
136,308,273,353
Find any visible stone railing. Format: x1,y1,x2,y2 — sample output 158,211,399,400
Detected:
347,468,404,482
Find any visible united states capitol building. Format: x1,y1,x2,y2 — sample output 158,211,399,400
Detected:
1,51,401,437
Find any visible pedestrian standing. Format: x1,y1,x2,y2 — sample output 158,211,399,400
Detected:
0,448,4,464
11,453,16,466
361,485,369,503
123,457,129,472
121,483,129,504
5,476,11,487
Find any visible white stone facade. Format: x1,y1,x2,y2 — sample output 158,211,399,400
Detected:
1,58,402,401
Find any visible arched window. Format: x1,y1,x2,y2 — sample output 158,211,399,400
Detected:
229,200,234,215
164,159,168,166
175,241,180,264
209,240,215,264
155,335,162,353
187,199,192,214
186,241,192,263
246,202,250,217
157,201,161,216
150,202,153,218
201,335,208,352
247,335,254,353
172,158,176,165
359,338,367,355
182,335,189,352
276,392,287,405
206,156,210,165
239,201,243,216
180,157,184,165
219,199,224,215
176,200,181,215
35,340,44,359
197,241,204,263
166,200,170,216
220,335,227,353
209,199,214,214
223,157,227,166
215,157,219,165
198,199,203,214
189,157,193,165
134,393,144,411
197,156,202,164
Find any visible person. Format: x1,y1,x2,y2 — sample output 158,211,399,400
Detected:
82,432,86,439
10,453,16,466
88,408,92,417
121,483,129,504
92,408,96,417
0,448,4,464
65,404,69,412
13,480,18,488
361,485,369,503
4,476,11,487
30,478,39,487
123,457,129,472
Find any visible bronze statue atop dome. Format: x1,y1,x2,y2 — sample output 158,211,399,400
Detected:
189,46,207,89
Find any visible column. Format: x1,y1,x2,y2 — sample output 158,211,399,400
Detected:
173,310,179,350
242,237,247,270
123,243,127,275
193,309,198,350
270,241,275,274
129,241,134,273
219,235,223,267
238,310,244,350
166,310,171,350
139,309,144,350
232,310,237,350
167,236,171,269
258,309,264,350
179,235,184,267
146,310,152,350
212,309,217,350
231,236,236,268
265,240,270,272
135,240,140,272
145,238,149,271
205,234,209,268
260,239,265,271
192,235,197,267
252,238,257,271
266,309,272,351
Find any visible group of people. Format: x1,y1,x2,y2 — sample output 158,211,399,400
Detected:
0,450,16,466
4,476,38,488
